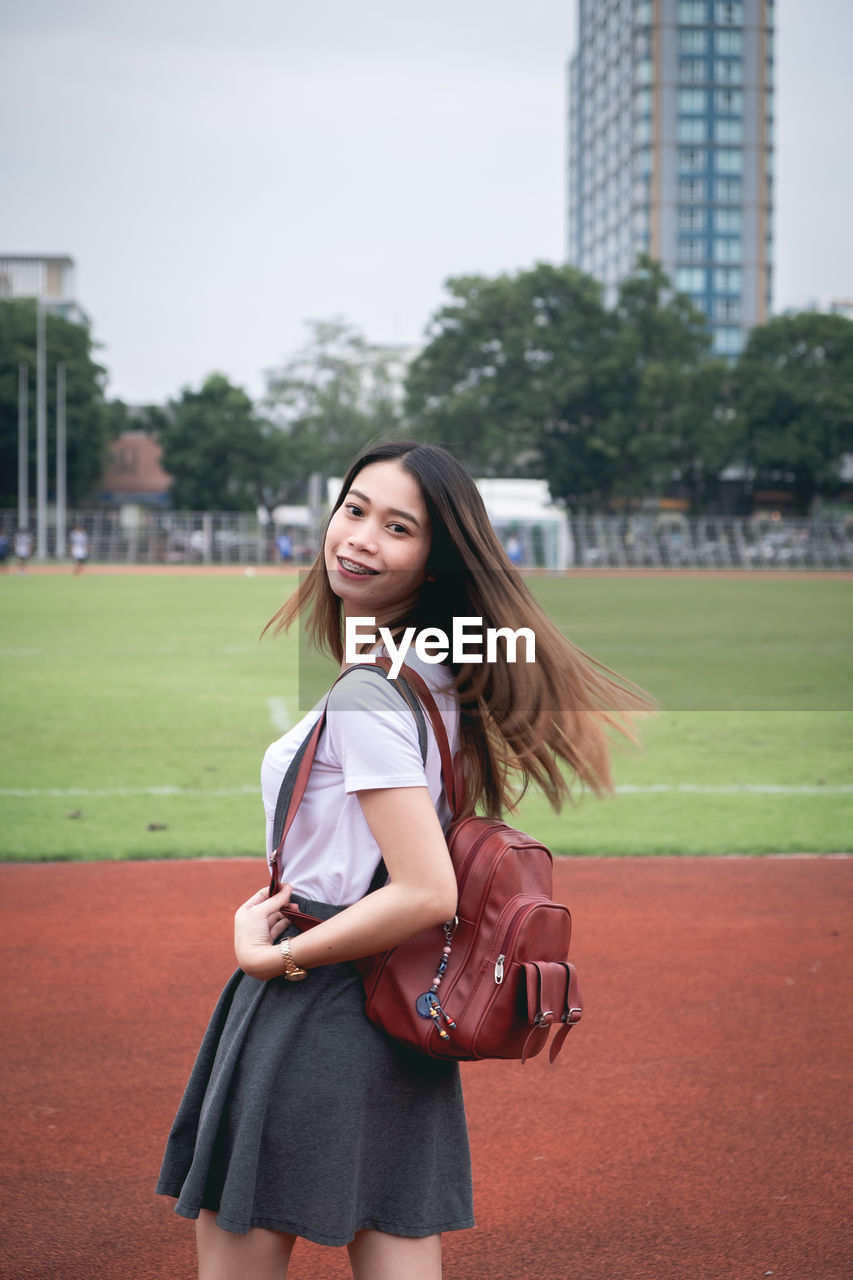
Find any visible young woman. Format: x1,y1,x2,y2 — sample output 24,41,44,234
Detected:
156,440,649,1279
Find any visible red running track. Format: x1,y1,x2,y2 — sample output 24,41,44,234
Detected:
1,857,850,1280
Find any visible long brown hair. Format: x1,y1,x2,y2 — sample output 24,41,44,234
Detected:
267,440,654,817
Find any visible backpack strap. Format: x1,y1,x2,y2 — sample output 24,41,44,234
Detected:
269,663,429,895
372,657,462,820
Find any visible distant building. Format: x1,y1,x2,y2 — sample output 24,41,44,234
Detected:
794,298,853,323
96,431,172,506
0,254,90,326
567,0,774,357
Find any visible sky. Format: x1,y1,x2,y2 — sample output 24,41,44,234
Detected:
2,0,851,407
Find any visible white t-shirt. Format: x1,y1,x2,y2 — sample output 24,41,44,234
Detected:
261,651,459,906
70,529,89,558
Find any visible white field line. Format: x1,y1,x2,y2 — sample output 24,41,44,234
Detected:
266,697,292,733
0,786,261,798
615,784,853,795
1,783,851,799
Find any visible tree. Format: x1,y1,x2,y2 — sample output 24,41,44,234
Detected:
0,298,109,507
406,259,731,508
406,264,612,480
732,312,853,512
594,258,733,509
159,373,276,511
263,319,406,502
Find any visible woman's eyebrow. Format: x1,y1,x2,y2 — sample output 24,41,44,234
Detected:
348,488,421,529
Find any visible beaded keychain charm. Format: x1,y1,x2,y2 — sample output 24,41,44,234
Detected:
415,917,458,1039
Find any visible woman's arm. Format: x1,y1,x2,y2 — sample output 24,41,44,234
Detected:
234,784,457,980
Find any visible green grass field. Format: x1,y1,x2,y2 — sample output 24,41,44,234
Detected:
1,570,851,860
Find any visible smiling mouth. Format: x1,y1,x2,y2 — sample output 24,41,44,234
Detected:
338,556,379,576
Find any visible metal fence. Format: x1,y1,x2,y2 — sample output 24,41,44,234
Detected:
566,513,853,570
2,508,852,569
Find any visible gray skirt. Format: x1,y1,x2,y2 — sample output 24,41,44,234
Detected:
155,896,474,1247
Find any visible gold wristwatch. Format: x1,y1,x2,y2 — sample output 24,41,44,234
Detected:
280,938,308,981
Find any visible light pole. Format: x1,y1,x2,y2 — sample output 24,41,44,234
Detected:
17,362,28,531
36,300,48,558
56,363,67,559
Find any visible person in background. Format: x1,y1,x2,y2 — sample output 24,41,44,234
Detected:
14,529,32,572
69,524,90,575
275,530,294,567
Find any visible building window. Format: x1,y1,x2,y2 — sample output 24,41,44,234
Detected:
714,176,741,201
679,237,707,262
714,118,743,142
635,117,653,143
714,297,741,321
689,294,709,315
714,267,741,292
676,266,706,293
714,207,742,232
715,89,743,113
714,237,742,262
635,30,652,58
679,207,707,231
678,1,708,21
714,2,743,24
679,88,708,112
714,58,743,82
765,147,774,176
634,87,653,116
712,326,744,355
636,58,654,83
637,146,653,175
680,177,707,200
680,58,706,83
679,147,707,172
678,117,708,141
715,147,743,174
635,1,653,24
680,29,709,54
765,119,774,145
716,30,743,54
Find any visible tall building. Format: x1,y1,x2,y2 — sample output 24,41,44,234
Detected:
567,0,774,356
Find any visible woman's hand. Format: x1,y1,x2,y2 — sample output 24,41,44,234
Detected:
234,884,299,979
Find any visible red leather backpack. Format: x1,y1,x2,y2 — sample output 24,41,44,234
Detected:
272,662,582,1064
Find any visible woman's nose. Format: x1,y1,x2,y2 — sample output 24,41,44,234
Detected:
347,525,379,553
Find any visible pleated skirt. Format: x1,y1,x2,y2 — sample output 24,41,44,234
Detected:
155,897,474,1248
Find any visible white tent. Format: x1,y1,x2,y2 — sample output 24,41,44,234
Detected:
475,479,572,570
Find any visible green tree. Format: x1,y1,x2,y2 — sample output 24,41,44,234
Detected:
406,264,612,480
159,373,275,511
597,258,732,509
0,298,109,507
406,259,730,508
264,318,406,501
732,311,853,512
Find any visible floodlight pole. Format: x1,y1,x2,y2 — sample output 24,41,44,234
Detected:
56,363,67,559
36,300,48,558
17,362,28,531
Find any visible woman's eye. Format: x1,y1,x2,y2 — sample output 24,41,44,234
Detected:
345,503,363,517
389,523,410,536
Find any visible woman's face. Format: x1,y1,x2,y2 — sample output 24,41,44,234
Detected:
324,460,432,626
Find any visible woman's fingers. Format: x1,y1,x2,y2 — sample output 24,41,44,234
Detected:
242,886,270,909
